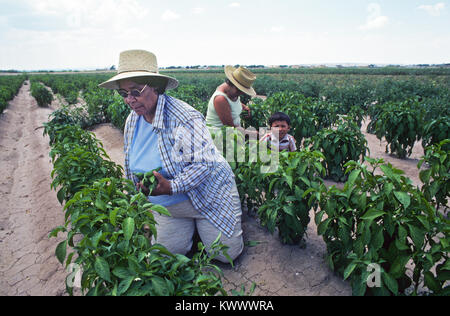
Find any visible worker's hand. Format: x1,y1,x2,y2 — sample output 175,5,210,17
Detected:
242,104,252,118
151,171,173,196
136,182,150,196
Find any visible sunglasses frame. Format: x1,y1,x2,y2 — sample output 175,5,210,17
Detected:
117,84,148,99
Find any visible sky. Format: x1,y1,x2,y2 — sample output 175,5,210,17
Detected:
0,0,449,71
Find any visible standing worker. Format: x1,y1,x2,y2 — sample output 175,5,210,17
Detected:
206,66,257,128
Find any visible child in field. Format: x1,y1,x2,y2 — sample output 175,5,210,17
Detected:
261,112,297,152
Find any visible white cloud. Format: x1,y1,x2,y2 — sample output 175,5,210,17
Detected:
361,15,389,30
359,3,389,30
22,0,149,30
26,0,72,15
229,2,241,8
162,9,180,21
0,0,152,70
270,26,285,33
418,3,446,16
192,7,205,15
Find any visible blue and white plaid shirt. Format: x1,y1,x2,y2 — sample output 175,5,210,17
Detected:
124,94,237,238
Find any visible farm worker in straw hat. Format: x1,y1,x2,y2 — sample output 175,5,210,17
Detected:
99,50,243,263
206,65,256,128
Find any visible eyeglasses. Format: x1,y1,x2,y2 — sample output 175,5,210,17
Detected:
117,84,147,98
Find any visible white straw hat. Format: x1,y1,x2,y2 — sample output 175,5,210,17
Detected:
99,50,178,90
225,65,257,97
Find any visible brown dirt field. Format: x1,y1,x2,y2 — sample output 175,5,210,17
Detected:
0,82,67,295
0,82,429,296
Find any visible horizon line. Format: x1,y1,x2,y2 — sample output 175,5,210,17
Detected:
2,62,450,73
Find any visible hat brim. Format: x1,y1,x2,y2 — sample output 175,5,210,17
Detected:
99,71,179,90
224,66,256,97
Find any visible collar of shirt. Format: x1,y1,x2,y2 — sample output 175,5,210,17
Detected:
265,132,289,141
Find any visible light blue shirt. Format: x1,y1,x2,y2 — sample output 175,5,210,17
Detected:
124,94,237,238
129,116,189,207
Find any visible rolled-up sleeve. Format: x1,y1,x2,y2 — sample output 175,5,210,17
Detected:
123,112,135,182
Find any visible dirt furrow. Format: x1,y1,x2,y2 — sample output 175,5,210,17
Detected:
0,82,67,296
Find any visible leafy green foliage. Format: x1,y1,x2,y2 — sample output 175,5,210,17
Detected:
43,106,86,145
373,99,425,158
168,85,208,116
243,91,340,145
240,97,271,130
47,125,123,204
366,101,384,134
45,105,231,296
32,69,449,296
134,167,162,194
256,150,325,244
306,117,368,182
321,80,374,112
35,74,84,104
30,80,53,107
231,133,325,244
0,75,26,114
82,82,114,126
50,177,228,296
312,158,450,296
106,94,130,130
422,117,450,151
252,75,304,97
374,78,448,104
418,139,450,212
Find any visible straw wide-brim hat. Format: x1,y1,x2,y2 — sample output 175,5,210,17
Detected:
99,50,179,90
225,65,257,97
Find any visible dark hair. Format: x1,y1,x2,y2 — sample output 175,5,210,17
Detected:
225,78,235,88
268,112,291,126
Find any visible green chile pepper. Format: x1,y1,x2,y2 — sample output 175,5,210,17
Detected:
135,167,162,195
134,172,145,181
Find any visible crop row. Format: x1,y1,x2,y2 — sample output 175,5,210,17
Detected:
28,68,450,109
228,129,449,295
30,75,449,180
166,66,450,76
0,75,27,114
44,110,234,296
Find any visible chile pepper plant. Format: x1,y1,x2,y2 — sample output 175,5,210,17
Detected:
373,99,424,159
50,177,229,296
257,149,325,245
46,120,231,296
311,158,449,296
418,139,450,213
306,116,368,182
